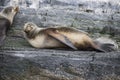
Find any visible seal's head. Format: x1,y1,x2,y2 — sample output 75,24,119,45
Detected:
1,6,19,24
23,22,39,39
23,22,38,33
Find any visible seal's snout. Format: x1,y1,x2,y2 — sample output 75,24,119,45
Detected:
14,6,19,12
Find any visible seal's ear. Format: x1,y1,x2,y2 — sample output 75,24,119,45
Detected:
13,6,19,12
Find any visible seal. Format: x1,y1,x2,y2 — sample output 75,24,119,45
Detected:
0,6,19,46
23,22,118,52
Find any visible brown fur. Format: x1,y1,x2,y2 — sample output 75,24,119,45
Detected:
23,22,105,52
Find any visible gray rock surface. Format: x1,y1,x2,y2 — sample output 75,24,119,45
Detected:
0,50,120,80
1,49,120,80
0,0,120,80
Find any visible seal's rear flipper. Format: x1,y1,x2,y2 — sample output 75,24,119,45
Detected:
98,43,116,52
94,37,118,52
93,41,118,52
45,28,77,50
92,44,106,52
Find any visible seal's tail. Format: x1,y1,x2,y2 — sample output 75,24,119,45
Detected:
94,37,118,52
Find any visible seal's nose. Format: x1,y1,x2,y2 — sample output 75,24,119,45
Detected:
14,6,19,12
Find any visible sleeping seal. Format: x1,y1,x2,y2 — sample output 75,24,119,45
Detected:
23,22,118,52
0,6,19,46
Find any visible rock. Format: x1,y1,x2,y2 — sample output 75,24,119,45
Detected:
0,50,120,80
0,0,120,80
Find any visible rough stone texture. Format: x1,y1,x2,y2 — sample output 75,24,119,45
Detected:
0,0,120,80
0,50,120,80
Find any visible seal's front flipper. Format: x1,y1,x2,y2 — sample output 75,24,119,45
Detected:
46,29,77,50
